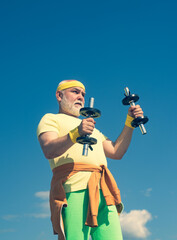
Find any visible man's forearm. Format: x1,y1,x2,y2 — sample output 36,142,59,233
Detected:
113,125,134,159
39,133,74,159
103,126,134,159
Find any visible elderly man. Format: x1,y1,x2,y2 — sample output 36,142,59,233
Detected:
37,80,144,240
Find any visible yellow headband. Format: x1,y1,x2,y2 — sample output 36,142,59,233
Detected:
56,80,85,92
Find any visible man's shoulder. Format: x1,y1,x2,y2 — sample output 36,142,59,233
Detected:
38,113,57,122
42,113,58,119
41,113,81,123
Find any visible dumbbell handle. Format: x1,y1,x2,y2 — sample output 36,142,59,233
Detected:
124,87,147,135
82,97,94,156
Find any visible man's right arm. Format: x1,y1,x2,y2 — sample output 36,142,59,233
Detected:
38,131,74,159
38,117,95,159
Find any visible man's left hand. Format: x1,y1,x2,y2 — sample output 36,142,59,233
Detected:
128,105,144,118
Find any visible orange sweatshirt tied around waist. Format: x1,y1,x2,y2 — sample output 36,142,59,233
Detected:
50,162,123,240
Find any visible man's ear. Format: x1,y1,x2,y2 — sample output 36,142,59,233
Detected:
56,90,63,102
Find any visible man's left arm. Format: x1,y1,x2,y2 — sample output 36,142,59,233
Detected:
103,105,143,160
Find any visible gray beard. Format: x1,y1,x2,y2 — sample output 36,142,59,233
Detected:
60,94,81,117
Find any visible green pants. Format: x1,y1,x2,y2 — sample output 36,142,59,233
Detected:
62,189,123,240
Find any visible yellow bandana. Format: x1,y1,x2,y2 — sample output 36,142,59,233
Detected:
56,80,85,92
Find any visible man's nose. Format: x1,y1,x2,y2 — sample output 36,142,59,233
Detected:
77,93,85,103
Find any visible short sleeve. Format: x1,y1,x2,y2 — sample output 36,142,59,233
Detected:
37,114,59,137
100,132,108,142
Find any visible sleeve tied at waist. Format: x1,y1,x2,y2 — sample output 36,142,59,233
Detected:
85,164,123,227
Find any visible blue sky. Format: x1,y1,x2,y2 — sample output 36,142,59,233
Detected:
0,0,177,239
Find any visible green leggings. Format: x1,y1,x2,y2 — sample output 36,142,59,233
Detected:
62,189,123,240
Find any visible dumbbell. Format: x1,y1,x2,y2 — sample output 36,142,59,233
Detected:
76,97,101,156
122,87,149,135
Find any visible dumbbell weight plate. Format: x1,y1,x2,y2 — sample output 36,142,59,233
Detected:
131,116,149,128
77,136,97,145
122,94,139,105
80,107,101,118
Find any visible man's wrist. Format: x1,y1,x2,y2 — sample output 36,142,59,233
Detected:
125,114,135,129
69,127,81,143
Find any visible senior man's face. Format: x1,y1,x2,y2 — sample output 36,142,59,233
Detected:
59,87,85,117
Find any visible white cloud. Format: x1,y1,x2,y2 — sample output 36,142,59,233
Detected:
32,191,50,218
143,188,152,197
35,191,49,200
28,213,50,218
2,214,20,221
35,192,50,211
39,201,50,210
120,209,152,239
1,192,50,221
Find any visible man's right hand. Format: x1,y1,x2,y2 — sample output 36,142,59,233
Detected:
78,118,96,136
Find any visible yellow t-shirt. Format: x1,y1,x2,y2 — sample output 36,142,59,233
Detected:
37,113,107,192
